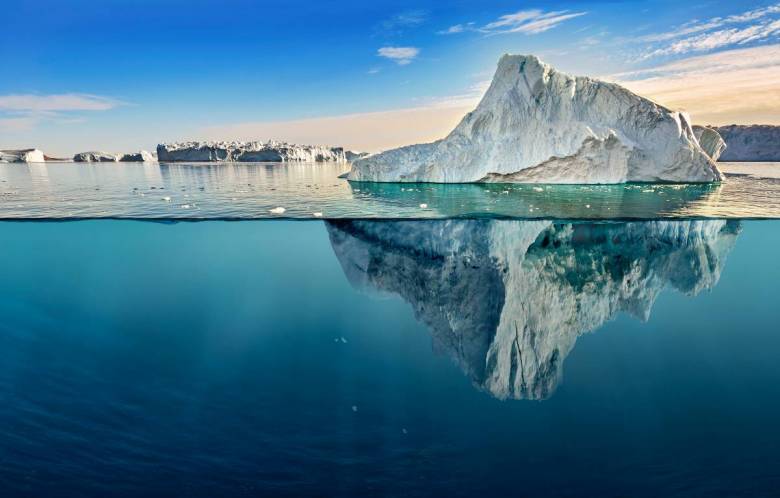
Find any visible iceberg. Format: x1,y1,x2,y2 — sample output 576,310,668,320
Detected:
711,125,780,162
692,126,727,162
0,149,45,163
157,140,347,162
348,54,723,184
119,150,156,162
327,219,740,400
73,151,120,162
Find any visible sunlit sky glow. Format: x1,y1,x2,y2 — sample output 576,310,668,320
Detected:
2,0,780,155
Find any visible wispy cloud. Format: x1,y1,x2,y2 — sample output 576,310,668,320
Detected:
0,93,124,132
437,23,474,35
376,10,427,37
610,44,780,124
0,116,39,132
440,9,586,36
0,93,123,112
639,4,780,58
377,46,420,65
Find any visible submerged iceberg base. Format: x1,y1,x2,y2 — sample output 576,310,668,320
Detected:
327,220,740,400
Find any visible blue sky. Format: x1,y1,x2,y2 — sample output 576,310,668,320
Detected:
2,0,780,154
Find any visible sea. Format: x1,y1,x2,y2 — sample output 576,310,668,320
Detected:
1,161,779,496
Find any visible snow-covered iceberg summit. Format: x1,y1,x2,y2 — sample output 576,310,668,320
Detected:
327,219,740,400
157,140,347,162
1,149,45,163
348,55,723,184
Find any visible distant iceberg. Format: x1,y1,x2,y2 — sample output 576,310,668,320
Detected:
157,141,347,162
709,125,780,162
327,219,740,400
73,151,120,162
0,149,45,163
119,150,156,162
348,54,723,184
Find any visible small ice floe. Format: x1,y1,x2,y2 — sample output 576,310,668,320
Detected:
162,196,171,202
180,204,191,209
419,203,428,209
313,212,323,217
340,337,348,344
351,405,358,412
533,187,544,192
269,207,286,214
402,428,408,434
585,204,591,209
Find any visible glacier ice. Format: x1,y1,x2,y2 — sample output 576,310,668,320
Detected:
710,125,780,162
119,150,156,162
73,151,120,162
157,141,347,163
693,126,727,162
348,54,724,184
326,219,741,400
0,149,45,163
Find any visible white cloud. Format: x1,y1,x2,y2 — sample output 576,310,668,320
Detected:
0,93,123,112
438,23,470,35
377,46,420,65
481,9,586,35
610,44,780,125
639,4,780,58
437,9,586,37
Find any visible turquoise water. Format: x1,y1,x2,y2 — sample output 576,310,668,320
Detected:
2,162,780,219
1,219,780,496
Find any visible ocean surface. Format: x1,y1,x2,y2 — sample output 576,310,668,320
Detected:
1,161,780,219
2,163,780,496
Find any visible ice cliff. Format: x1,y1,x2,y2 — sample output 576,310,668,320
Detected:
119,150,156,162
348,54,723,184
327,219,740,400
692,126,727,162
157,141,347,162
710,125,780,161
0,149,45,163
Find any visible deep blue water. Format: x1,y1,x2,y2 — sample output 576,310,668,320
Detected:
1,220,780,496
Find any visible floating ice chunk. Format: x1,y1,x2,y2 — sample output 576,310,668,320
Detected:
419,203,428,209
351,405,358,412
313,212,323,217
162,196,171,202
269,207,286,214
340,337,348,343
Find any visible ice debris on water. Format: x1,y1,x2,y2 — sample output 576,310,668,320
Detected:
269,207,286,214
419,203,428,209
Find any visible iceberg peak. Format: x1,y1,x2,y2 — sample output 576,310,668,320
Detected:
349,54,723,184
